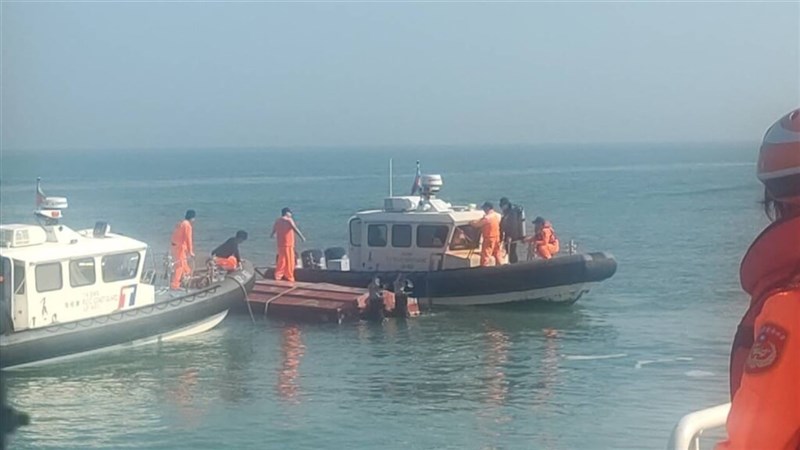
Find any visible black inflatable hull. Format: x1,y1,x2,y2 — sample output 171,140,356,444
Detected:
0,262,255,369
263,253,616,306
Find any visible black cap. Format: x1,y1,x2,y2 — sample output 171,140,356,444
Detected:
281,207,292,216
481,201,494,210
185,209,196,220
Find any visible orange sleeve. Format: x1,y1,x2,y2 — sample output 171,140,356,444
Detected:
716,291,800,450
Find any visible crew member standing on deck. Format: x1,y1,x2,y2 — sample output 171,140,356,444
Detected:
170,209,196,290
271,208,306,282
211,230,248,271
716,109,800,450
499,197,525,264
470,202,502,267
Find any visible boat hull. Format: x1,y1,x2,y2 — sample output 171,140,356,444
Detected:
0,262,255,369
261,253,616,307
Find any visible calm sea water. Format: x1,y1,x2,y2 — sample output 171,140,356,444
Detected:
0,144,766,449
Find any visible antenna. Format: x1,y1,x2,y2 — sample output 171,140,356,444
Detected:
388,158,393,197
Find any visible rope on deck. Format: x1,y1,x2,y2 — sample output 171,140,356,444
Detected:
262,286,300,317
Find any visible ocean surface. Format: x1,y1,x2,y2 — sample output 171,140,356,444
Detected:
0,144,767,449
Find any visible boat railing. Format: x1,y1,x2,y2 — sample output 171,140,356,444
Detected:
668,402,730,450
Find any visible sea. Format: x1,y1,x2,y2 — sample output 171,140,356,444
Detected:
0,144,767,449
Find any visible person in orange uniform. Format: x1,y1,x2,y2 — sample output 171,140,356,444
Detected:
170,209,196,290
271,207,306,282
211,230,248,271
470,201,502,267
716,108,800,450
526,217,559,260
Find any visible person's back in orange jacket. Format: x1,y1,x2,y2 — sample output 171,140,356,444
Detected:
470,202,502,266
170,209,196,289
716,108,800,450
271,207,306,282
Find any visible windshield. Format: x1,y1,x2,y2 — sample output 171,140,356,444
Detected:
449,225,481,251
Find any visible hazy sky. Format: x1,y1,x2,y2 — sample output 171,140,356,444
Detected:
1,2,798,151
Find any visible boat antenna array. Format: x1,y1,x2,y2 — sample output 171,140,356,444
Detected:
34,178,68,226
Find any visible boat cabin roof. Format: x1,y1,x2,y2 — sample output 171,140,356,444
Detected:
0,224,147,264
352,196,485,224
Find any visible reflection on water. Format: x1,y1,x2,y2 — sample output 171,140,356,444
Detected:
276,325,305,404
3,301,732,450
167,368,201,428
483,326,510,408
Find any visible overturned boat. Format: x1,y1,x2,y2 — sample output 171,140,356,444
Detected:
0,180,255,369
263,173,616,307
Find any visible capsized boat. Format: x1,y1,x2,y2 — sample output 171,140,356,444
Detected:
263,173,616,307
0,180,255,369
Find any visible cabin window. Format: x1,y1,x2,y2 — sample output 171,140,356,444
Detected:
449,225,482,251
102,252,141,282
391,225,412,248
13,262,25,295
367,224,388,247
69,258,96,287
349,219,362,247
417,225,449,248
35,262,63,293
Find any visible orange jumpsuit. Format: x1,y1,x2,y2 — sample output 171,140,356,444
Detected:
475,211,502,266
170,219,194,289
716,216,800,450
273,217,297,282
533,223,559,259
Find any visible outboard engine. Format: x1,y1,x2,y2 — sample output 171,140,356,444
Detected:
301,249,325,269
324,247,349,271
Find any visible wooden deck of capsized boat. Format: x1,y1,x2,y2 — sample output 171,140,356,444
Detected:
245,271,419,323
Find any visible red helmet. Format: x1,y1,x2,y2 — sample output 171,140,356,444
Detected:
758,108,800,203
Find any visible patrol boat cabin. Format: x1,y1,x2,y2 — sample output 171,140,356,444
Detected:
347,175,489,272
0,180,256,369
0,197,154,334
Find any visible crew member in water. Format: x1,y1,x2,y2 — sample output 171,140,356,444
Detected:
525,217,559,260
716,109,800,450
470,201,502,267
170,209,196,290
499,197,525,264
271,207,306,282
211,230,248,271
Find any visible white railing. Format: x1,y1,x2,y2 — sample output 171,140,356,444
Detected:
668,402,731,450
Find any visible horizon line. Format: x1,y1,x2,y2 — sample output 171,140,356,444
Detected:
0,139,758,153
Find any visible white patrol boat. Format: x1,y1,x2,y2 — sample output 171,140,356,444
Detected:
264,173,616,307
0,180,255,369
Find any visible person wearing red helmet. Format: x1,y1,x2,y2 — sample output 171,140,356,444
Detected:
716,109,800,450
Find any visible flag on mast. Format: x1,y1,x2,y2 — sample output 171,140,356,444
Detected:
410,161,422,195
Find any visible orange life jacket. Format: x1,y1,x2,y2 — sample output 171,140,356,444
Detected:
536,222,558,246
730,215,800,396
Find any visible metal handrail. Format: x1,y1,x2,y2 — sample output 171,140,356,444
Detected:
668,402,731,450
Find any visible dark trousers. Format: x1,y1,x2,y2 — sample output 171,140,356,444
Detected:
507,241,519,264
